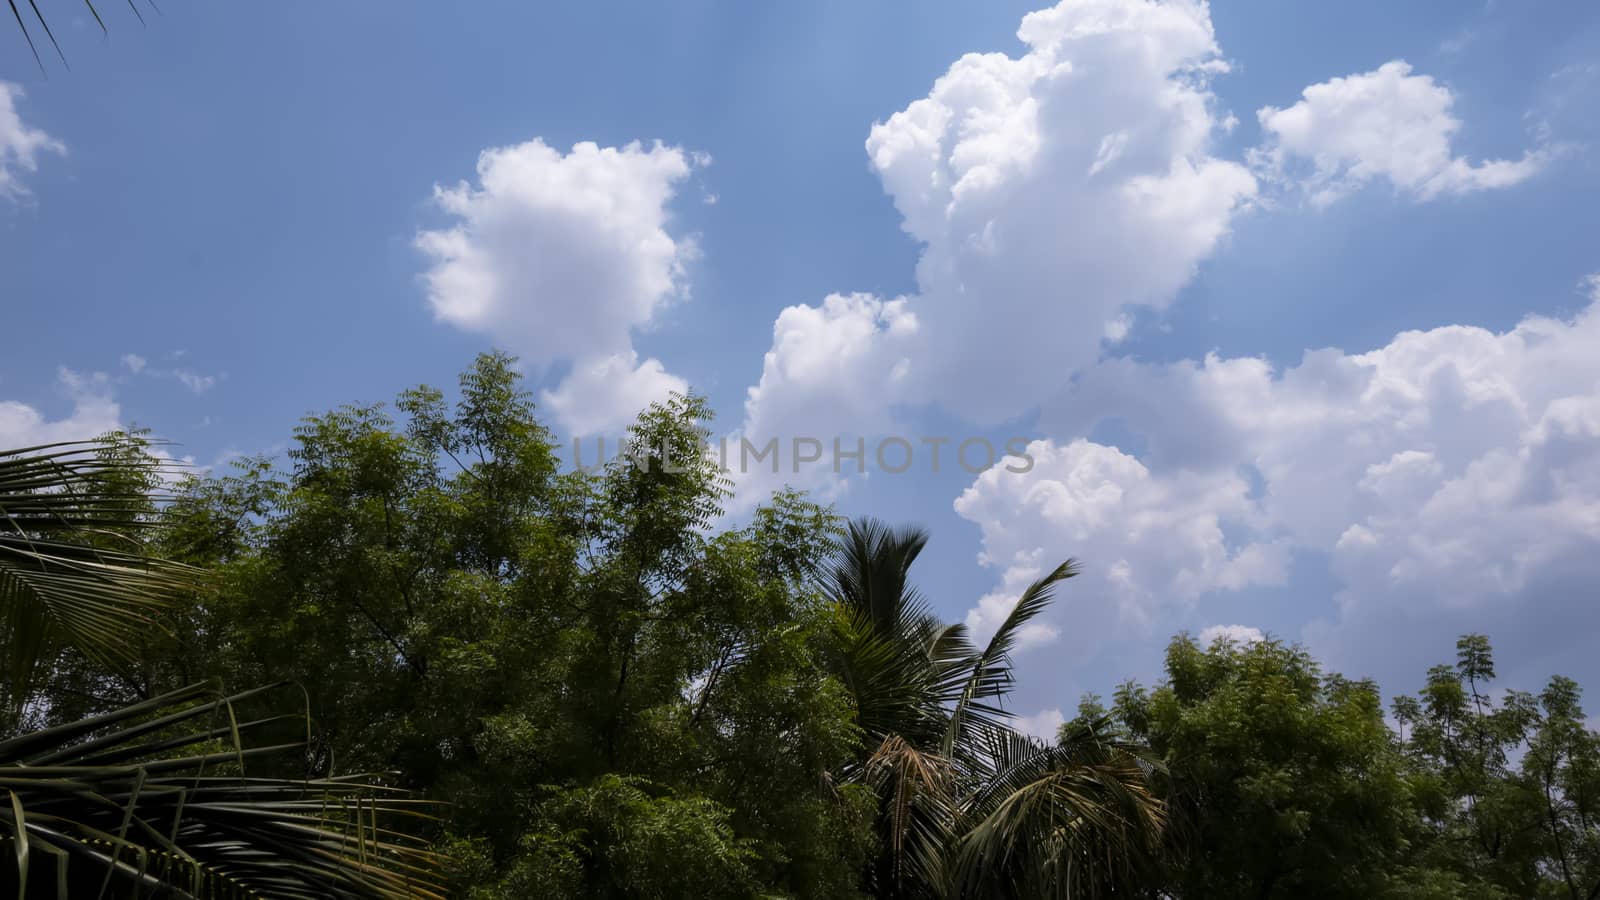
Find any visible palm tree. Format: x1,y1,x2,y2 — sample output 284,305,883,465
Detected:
825,518,1164,898
0,439,447,898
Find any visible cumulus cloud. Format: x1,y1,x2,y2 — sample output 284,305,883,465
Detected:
416,138,702,436
0,369,122,448
861,0,1254,421
1252,61,1550,206
997,275,1600,670
731,0,1254,493
742,293,918,447
1198,623,1265,645
956,438,1290,652
721,293,922,508
1,82,64,199
540,351,689,439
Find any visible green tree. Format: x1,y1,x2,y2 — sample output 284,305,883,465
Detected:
1522,676,1600,900
827,518,1164,898
1098,632,1419,898
151,352,875,898
1394,634,1600,898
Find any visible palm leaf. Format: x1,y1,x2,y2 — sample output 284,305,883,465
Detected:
951,722,1165,899
0,440,201,704
7,0,152,71
0,681,447,899
941,561,1077,759
863,733,957,895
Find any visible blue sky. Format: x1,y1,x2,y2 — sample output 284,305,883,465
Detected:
4,0,1599,734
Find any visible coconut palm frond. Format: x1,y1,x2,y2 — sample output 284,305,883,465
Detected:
0,440,200,702
953,721,1165,899
0,681,447,900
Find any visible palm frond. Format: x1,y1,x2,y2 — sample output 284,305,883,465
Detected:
825,518,933,637
7,0,153,72
941,561,1077,758
0,440,201,703
952,722,1165,899
826,520,968,749
0,681,447,899
864,733,957,895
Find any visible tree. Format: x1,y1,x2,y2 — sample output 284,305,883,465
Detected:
1096,632,1418,898
1394,634,1600,899
826,518,1164,898
146,353,876,898
1522,676,1600,900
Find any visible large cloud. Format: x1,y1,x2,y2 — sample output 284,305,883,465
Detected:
974,276,1600,669
0,82,63,199
1252,61,1551,206
734,0,1257,477
869,0,1257,421
416,139,699,436
955,438,1290,653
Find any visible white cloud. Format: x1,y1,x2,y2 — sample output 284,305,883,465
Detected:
1103,314,1133,345
1253,60,1549,206
416,138,702,436
1037,275,1600,676
732,0,1256,507
723,292,921,508
955,438,1290,652
1014,707,1066,742
1198,623,1264,645
0,369,121,449
863,0,1254,421
540,351,689,439
0,82,64,199
0,370,202,482
120,354,147,375
742,293,918,448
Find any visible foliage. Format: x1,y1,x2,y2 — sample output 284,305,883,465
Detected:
1091,633,1416,898
1393,635,1600,899
118,353,878,897
1080,631,1600,899
18,353,1599,899
1,681,444,899
0,438,197,714
827,518,1164,898
0,439,448,899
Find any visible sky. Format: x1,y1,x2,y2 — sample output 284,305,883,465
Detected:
4,0,1599,737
